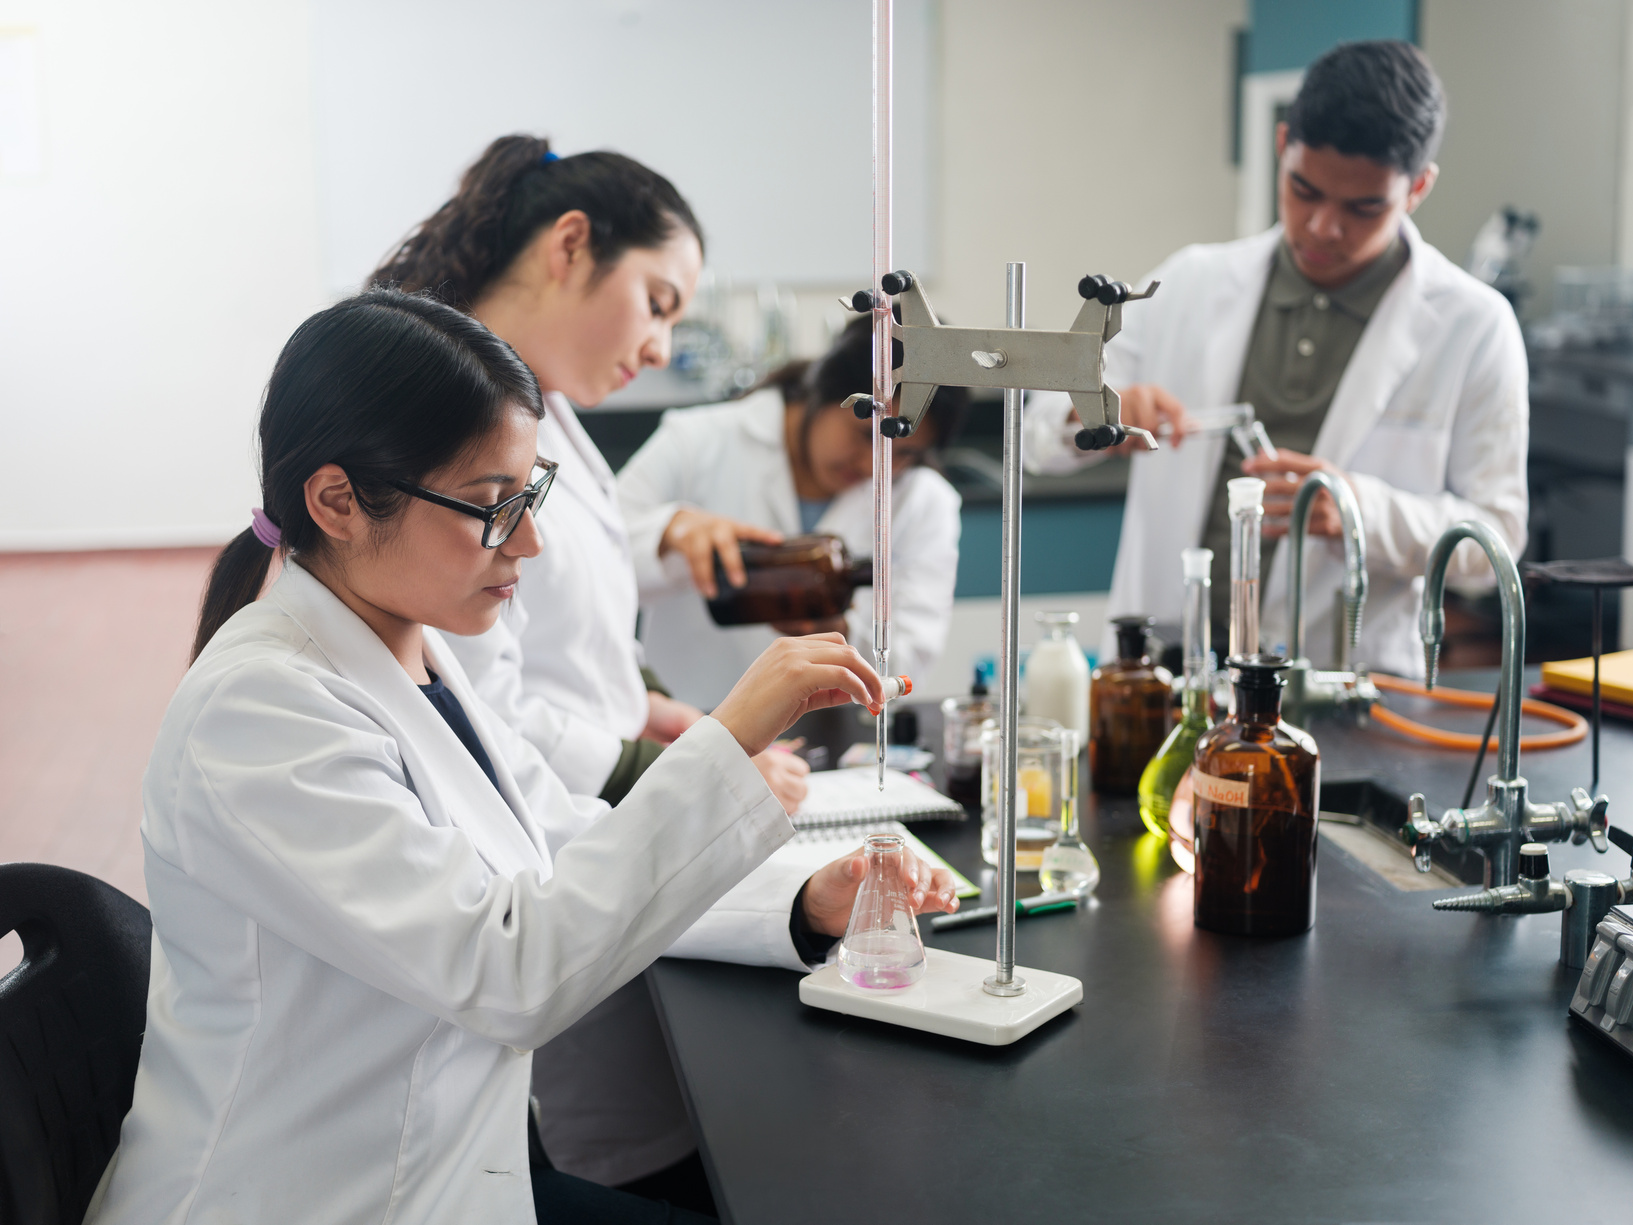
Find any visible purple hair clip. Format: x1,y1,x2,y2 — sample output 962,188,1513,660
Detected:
540,150,560,165
250,508,282,550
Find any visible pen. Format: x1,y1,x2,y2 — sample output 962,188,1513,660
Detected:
928,891,1081,931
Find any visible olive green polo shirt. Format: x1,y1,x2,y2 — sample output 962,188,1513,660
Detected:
1199,235,1410,640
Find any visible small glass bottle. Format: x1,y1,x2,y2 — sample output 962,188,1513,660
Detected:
1025,611,1090,743
1039,727,1100,896
838,834,927,989
705,533,871,626
980,716,1066,870
1089,616,1173,796
1138,548,1214,838
1192,656,1320,936
940,666,995,808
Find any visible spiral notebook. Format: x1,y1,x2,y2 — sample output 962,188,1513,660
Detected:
792,767,966,830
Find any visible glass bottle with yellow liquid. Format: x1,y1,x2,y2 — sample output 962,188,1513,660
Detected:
1192,656,1320,936
979,716,1068,870
1138,548,1213,838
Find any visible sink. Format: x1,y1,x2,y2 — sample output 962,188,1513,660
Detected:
1320,778,1484,888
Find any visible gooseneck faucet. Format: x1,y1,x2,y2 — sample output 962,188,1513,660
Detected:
1400,520,1609,898
1282,470,1378,720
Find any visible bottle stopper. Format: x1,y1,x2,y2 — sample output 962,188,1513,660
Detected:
1182,547,1213,581
1227,477,1266,514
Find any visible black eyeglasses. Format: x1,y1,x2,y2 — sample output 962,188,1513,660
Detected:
390,456,559,548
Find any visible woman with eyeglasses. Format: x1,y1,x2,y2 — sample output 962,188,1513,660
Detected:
87,290,952,1225
374,136,934,1212
619,314,966,711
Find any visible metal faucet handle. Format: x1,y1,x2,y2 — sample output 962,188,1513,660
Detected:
1402,792,1439,873
1568,787,1611,853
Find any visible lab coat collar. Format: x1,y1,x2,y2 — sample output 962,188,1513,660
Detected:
267,562,544,874
542,391,628,542
1310,217,1435,468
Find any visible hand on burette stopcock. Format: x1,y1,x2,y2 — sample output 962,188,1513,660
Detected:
1241,449,1353,538
660,507,783,599
710,632,885,757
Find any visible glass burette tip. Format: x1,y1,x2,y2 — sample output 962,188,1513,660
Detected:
874,649,889,789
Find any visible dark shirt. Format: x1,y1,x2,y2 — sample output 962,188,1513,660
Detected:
1199,235,1410,639
420,671,501,794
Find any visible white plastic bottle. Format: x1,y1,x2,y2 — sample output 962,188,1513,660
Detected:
1025,611,1090,743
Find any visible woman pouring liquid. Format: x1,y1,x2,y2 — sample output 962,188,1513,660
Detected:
86,290,952,1225
618,314,965,710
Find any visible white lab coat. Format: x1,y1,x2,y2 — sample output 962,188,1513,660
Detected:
440,389,823,1186
619,389,963,709
442,391,650,797
1024,219,1529,677
88,561,791,1225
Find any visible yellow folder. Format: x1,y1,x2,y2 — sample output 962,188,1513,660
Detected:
1540,650,1633,706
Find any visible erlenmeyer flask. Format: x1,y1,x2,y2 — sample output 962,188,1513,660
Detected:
838,834,927,989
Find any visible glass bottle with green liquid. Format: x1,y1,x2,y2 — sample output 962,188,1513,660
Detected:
1137,546,1214,838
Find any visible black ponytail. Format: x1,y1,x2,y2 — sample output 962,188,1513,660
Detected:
370,135,705,310
191,289,543,661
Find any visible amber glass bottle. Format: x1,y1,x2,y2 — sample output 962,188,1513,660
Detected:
705,534,872,626
1192,655,1320,936
1089,616,1173,795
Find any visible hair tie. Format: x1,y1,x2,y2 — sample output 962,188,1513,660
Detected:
250,508,282,549
540,150,560,165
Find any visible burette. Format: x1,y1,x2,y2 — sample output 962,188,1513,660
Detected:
869,0,894,789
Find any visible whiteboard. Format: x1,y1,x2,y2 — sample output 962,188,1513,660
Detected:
310,0,936,294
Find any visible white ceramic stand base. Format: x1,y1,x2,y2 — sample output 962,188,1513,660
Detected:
798,946,1083,1045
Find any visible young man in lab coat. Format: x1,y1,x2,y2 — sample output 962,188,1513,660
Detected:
1026,40,1527,677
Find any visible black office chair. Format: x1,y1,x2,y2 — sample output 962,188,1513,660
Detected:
0,864,150,1225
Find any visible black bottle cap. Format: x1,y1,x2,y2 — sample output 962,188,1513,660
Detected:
1519,842,1550,880
1112,614,1155,661
1225,654,1292,688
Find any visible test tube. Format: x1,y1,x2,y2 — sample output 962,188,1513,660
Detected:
1227,477,1265,660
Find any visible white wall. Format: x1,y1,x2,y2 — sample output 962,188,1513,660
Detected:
310,0,936,295
932,0,1246,331
0,0,328,550
1417,0,1627,319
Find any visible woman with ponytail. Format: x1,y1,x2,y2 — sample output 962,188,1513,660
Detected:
370,138,827,1209
89,289,954,1225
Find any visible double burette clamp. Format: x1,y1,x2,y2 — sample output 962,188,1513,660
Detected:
840,270,1162,452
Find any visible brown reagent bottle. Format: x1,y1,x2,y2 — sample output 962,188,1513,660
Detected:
705,534,872,627
1193,655,1320,936
1088,615,1173,795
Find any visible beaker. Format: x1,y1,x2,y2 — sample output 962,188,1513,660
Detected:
980,716,1067,869
838,834,927,989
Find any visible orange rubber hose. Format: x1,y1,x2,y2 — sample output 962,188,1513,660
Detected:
1370,672,1586,751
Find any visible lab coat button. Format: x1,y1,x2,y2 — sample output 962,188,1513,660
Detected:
1296,337,1316,357
1313,293,1330,311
